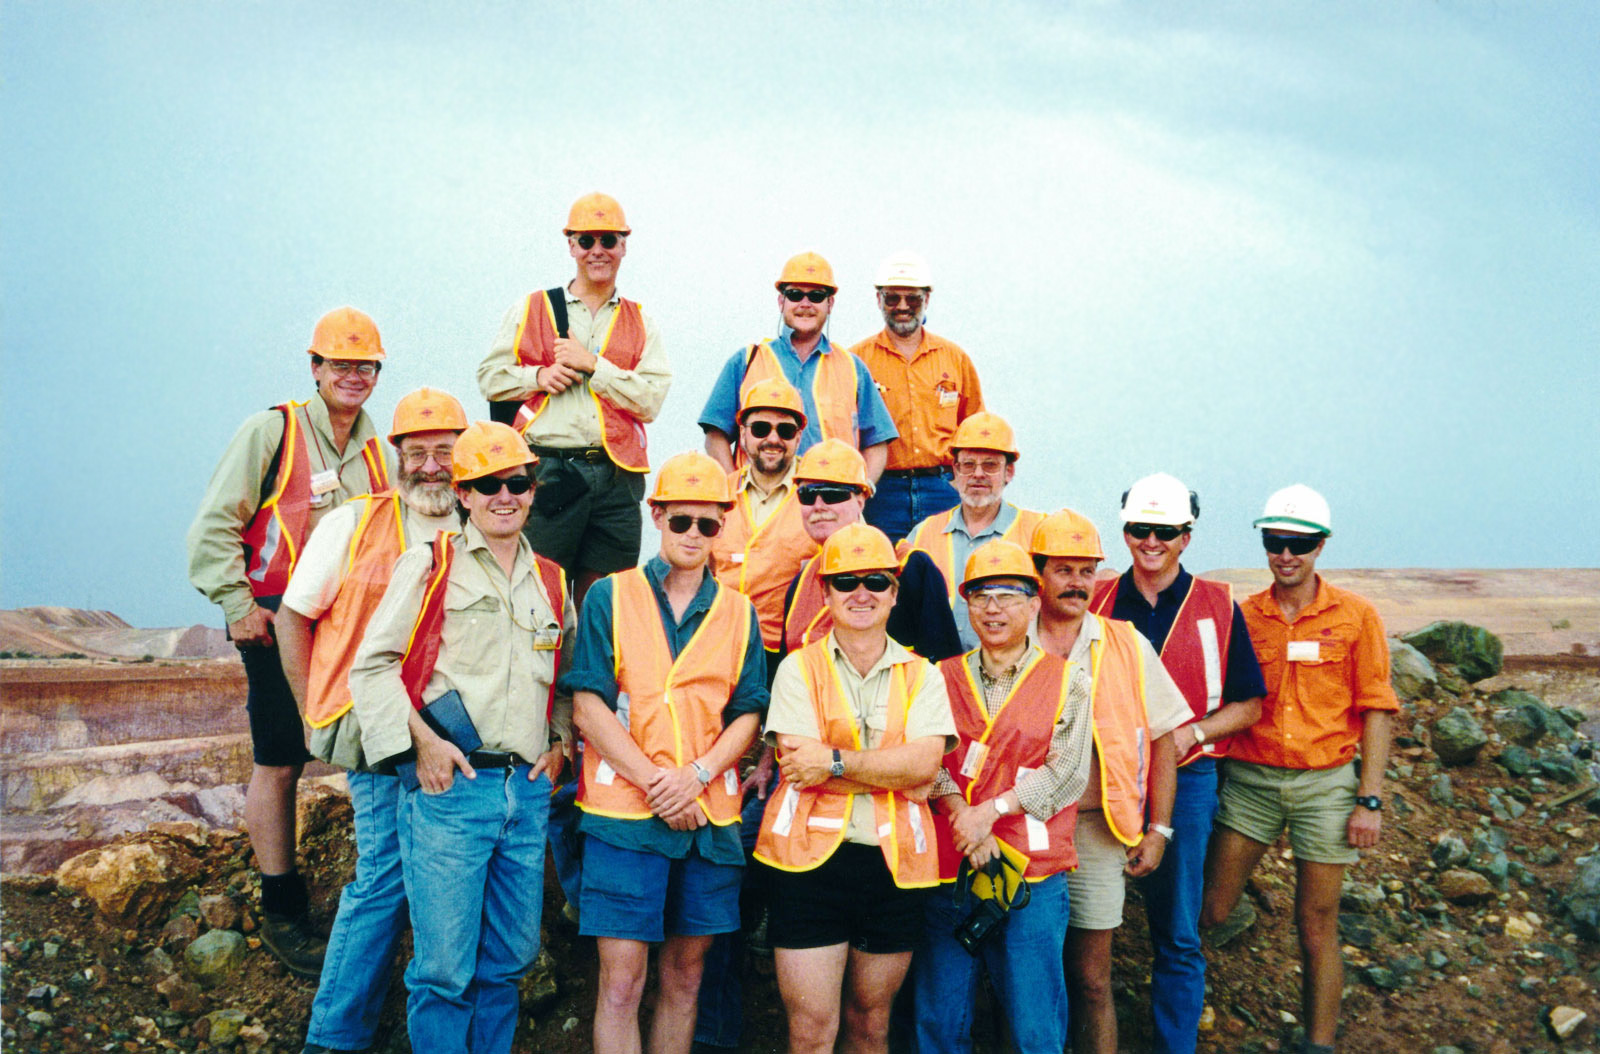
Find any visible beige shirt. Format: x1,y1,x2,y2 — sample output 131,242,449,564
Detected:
476,287,671,449
765,634,956,845
187,396,390,623
350,522,576,766
738,464,796,529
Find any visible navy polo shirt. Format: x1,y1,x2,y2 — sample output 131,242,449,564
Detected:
1104,567,1267,704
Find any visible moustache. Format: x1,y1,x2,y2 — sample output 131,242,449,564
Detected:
1056,589,1090,601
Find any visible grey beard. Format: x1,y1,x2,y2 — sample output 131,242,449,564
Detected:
886,315,920,337
402,481,457,517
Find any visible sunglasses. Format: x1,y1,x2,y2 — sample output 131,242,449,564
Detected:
464,475,533,496
1262,532,1322,555
880,292,925,308
782,287,831,304
826,572,896,593
667,515,723,538
797,484,859,506
572,232,622,250
746,420,800,440
967,587,1035,610
1124,523,1188,541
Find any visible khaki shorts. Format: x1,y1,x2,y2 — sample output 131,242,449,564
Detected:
1065,810,1130,931
1216,759,1360,865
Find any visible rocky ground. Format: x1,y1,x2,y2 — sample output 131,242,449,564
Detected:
3,622,1598,1053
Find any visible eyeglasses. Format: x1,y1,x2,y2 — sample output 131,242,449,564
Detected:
967,588,1034,610
400,448,454,468
746,420,800,441
464,475,533,496
880,292,925,308
953,457,1007,476
826,572,896,593
667,515,723,538
1262,532,1322,555
1124,523,1188,541
797,484,859,506
572,232,622,250
782,287,831,304
322,360,380,377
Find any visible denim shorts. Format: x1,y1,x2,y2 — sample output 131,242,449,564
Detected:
578,835,742,942
1216,759,1360,865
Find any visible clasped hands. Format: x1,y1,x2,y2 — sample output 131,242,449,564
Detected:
536,338,598,394
646,763,708,831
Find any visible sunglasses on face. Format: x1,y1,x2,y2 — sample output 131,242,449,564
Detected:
745,420,800,440
464,475,533,496
1124,523,1188,541
1262,532,1322,555
782,287,831,304
826,572,896,593
572,233,622,250
880,292,925,308
667,515,723,538
797,484,859,506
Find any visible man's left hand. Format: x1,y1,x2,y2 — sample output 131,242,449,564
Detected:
530,743,565,784
1125,831,1168,877
552,336,598,374
646,764,703,816
778,741,835,789
967,835,1001,870
1347,803,1382,848
950,799,1000,855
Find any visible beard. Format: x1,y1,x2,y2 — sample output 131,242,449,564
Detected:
401,472,457,517
885,312,920,337
959,489,1001,511
748,443,792,476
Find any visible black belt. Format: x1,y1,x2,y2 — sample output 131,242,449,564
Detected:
530,445,610,463
884,466,948,478
468,751,528,769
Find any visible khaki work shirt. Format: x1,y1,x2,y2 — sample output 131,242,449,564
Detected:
738,464,797,529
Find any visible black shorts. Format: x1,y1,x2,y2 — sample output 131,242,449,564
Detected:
239,640,312,767
522,456,644,576
764,842,929,954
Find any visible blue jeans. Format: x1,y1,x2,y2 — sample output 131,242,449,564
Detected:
398,767,552,1054
913,873,1070,1054
693,787,769,1047
547,776,583,909
863,470,958,545
1136,758,1220,1054
305,771,407,1049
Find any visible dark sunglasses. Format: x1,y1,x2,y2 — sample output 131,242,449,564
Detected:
1124,523,1188,541
573,232,622,250
464,475,533,496
826,572,896,593
1262,532,1322,555
746,420,800,440
797,484,859,506
880,292,925,308
782,287,830,304
667,515,723,538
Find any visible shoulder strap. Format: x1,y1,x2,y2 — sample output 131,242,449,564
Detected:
547,286,570,338
255,405,291,511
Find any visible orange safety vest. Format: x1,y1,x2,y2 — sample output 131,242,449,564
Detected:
740,340,859,447
712,472,819,649
577,569,753,824
782,557,832,655
897,504,1043,608
510,290,650,471
397,531,568,718
1090,576,1235,765
753,641,939,889
242,401,388,600
935,650,1078,880
1083,617,1156,846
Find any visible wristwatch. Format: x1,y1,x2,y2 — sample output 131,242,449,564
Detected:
1355,795,1383,812
1148,822,1175,841
830,749,845,778
690,761,712,786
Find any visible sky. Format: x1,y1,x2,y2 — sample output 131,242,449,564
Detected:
2,2,1596,628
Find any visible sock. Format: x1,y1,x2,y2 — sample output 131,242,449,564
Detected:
259,870,307,918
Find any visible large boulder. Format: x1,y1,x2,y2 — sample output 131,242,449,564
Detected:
1431,707,1489,766
1562,856,1600,942
53,837,202,927
1389,640,1438,701
1490,689,1575,742
1402,621,1502,683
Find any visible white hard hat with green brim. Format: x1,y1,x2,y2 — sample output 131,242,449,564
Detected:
1253,484,1332,536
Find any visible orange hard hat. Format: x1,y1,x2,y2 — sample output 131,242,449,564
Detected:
775,252,836,292
450,421,536,483
795,439,873,495
650,451,735,506
818,522,899,577
950,411,1019,461
738,378,808,429
960,540,1040,597
389,388,469,445
308,307,385,361
564,192,630,234
1030,509,1106,561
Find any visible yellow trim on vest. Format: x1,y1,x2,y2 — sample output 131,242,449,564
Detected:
404,531,457,659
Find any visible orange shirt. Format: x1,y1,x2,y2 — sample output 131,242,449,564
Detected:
1231,579,1398,771
848,329,983,470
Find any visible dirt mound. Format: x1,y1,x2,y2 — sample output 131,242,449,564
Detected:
0,609,233,660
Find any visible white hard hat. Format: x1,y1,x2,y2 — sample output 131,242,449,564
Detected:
1254,484,1332,536
1121,473,1197,526
873,250,932,289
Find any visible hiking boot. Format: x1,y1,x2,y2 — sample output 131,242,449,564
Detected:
261,912,327,978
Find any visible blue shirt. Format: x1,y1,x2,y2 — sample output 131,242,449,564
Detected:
561,556,770,864
1103,567,1267,704
697,327,899,454
939,502,1025,652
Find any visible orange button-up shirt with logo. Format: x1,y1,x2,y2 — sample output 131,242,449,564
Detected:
849,330,983,471
1231,579,1399,771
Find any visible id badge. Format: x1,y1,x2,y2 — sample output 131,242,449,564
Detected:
1287,641,1321,662
309,468,340,496
728,553,746,565
959,740,988,779
937,387,959,407
532,625,561,651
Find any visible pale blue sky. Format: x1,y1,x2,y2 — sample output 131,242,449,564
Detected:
3,2,1596,627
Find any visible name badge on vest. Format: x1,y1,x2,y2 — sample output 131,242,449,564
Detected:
533,625,561,651
728,553,745,564
959,740,988,779
310,468,340,497
1287,641,1321,662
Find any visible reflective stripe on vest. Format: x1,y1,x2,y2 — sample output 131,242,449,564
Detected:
740,341,859,447
753,641,939,889
935,650,1078,880
577,569,752,824
511,290,650,471
304,492,407,728
1085,617,1153,846
713,472,819,649
782,558,832,655
1090,576,1234,765
897,504,1043,609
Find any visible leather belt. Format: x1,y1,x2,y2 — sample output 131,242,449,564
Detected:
467,751,528,769
883,466,948,478
530,445,610,463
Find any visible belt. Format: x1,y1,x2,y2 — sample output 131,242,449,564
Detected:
883,466,948,478
467,750,529,769
530,445,610,463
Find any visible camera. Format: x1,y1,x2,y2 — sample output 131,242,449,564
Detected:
953,896,1009,956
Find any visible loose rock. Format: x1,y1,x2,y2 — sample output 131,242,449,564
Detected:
1403,621,1503,682
198,894,241,932
1431,707,1489,766
184,929,248,989
202,1008,248,1045
1439,868,1495,905
1389,640,1438,701
53,839,202,928
1546,1005,1586,1039
1561,855,1600,941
